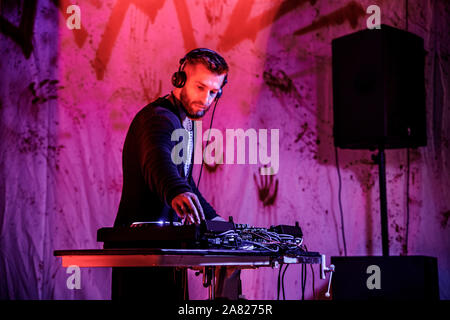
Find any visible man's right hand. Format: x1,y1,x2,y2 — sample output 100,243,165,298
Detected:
171,192,205,224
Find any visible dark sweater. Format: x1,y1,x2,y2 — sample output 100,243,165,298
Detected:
114,95,218,227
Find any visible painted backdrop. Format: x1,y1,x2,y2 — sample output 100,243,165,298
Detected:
1,0,449,299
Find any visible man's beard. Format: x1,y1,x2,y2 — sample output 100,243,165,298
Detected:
180,88,210,119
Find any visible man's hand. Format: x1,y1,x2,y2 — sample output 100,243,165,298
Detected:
171,192,205,224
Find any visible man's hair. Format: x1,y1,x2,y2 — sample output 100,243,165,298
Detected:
183,48,228,75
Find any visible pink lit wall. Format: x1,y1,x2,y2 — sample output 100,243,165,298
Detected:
0,0,449,299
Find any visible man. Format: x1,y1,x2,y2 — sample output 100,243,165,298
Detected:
112,48,239,300
114,48,227,227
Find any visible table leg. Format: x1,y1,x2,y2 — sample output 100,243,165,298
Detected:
203,266,216,300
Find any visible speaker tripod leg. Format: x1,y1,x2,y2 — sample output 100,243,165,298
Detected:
373,148,390,256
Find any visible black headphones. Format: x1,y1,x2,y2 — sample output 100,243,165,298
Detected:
171,48,228,99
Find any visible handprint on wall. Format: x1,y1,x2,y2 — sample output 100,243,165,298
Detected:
202,141,222,173
253,168,278,207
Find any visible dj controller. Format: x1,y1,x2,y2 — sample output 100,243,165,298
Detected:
97,218,308,256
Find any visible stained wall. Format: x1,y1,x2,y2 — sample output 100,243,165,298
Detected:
0,0,449,299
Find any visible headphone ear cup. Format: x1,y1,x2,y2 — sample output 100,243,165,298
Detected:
171,72,178,87
171,71,187,88
222,74,228,88
215,74,227,100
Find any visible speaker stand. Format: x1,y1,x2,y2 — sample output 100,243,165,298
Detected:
372,147,389,256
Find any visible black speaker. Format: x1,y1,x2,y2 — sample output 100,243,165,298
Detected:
332,24,427,149
330,256,439,300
